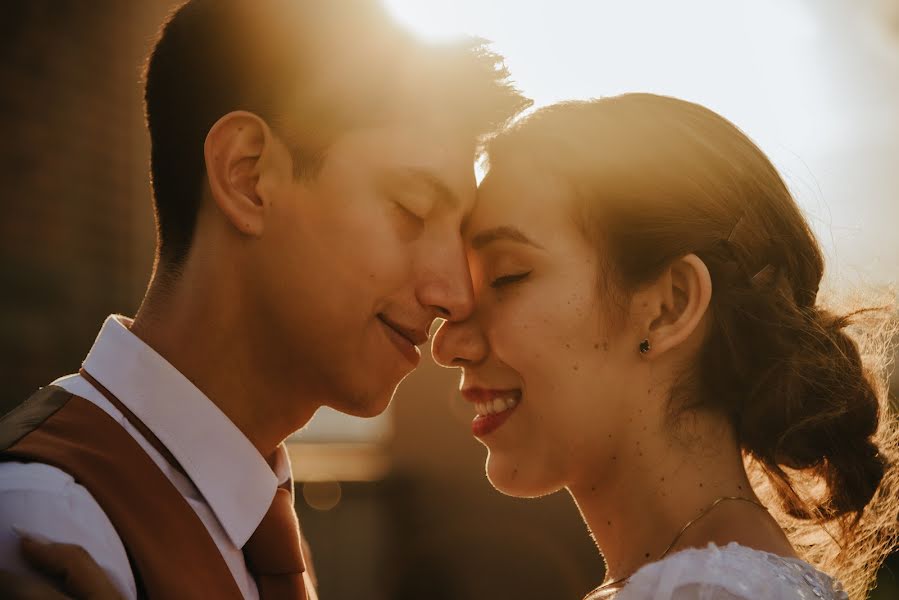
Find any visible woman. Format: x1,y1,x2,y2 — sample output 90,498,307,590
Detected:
7,94,899,600
431,93,899,599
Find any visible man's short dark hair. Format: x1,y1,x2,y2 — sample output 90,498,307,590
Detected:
143,0,531,270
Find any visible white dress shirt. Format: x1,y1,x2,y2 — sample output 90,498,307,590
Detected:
0,315,314,599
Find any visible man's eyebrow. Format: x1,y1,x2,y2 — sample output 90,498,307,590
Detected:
385,167,460,210
470,226,544,250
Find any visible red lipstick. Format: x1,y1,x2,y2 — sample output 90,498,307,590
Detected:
462,388,522,438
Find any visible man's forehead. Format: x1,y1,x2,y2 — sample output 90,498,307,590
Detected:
326,124,478,208
342,124,473,166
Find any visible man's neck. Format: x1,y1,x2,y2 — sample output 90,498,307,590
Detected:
130,271,320,458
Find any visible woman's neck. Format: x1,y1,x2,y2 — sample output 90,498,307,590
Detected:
568,413,791,585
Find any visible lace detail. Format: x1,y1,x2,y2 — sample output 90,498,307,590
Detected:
586,543,848,600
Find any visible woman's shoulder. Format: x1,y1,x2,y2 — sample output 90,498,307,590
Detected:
614,542,848,600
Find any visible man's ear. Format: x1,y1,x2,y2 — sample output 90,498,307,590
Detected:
203,111,288,237
629,254,712,358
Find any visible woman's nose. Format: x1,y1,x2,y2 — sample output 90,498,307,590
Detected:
431,317,488,368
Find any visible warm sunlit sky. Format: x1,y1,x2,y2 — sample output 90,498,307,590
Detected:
383,0,896,154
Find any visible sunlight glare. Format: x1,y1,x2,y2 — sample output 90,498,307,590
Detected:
382,0,473,41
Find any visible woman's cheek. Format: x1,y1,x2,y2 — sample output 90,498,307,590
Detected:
492,297,542,356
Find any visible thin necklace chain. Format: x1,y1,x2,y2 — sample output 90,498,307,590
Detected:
588,496,769,596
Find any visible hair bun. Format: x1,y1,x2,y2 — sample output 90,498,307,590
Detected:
824,439,887,515
740,305,886,518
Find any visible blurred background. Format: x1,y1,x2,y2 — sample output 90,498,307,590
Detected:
1,1,897,598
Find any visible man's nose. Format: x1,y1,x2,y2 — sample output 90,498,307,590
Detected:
416,241,475,322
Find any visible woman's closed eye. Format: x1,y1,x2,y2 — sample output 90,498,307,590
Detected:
490,271,532,289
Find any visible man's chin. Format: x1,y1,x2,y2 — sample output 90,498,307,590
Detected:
343,401,389,419
331,386,398,418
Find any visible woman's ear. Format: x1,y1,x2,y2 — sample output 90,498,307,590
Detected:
203,110,289,237
629,253,713,358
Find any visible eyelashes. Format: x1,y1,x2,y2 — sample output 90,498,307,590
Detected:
489,271,532,289
394,201,425,223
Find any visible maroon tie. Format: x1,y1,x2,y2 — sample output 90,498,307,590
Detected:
242,475,308,599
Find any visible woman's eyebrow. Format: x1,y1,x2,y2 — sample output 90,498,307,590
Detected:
470,226,544,250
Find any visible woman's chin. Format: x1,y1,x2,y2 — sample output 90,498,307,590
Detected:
485,455,562,498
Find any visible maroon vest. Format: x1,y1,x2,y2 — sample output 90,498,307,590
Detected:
0,386,244,599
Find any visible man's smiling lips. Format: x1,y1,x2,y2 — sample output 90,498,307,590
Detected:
377,314,428,365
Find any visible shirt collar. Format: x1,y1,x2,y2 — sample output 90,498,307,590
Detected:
81,315,291,548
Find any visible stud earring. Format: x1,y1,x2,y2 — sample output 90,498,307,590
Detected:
639,339,651,354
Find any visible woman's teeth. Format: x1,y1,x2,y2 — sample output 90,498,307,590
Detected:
474,396,520,416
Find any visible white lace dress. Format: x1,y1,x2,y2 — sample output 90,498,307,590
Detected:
589,542,849,600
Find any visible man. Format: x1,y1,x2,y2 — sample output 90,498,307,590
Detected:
0,0,529,597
